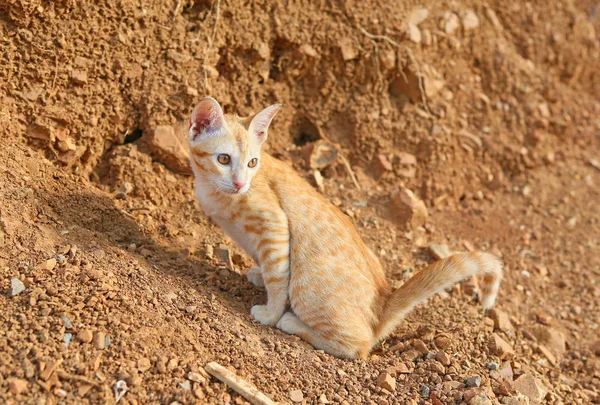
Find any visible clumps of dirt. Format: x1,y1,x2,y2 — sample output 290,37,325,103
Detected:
1,0,600,404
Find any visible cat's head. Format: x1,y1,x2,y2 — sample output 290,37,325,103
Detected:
187,97,281,195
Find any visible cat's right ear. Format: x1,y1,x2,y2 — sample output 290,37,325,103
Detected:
189,97,226,143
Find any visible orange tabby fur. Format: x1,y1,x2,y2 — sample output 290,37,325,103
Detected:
188,97,503,359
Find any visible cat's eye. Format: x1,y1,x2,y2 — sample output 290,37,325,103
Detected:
217,154,231,165
248,158,258,168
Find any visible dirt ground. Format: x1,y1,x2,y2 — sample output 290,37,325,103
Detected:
1,0,599,404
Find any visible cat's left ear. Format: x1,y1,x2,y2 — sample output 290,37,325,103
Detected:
248,104,282,145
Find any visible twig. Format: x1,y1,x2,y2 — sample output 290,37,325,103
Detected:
358,26,401,47
202,0,221,91
57,370,100,386
204,362,276,405
173,0,182,21
338,154,362,191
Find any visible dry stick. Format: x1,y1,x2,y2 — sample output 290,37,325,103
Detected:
357,26,430,115
204,362,276,405
338,154,362,192
173,0,182,21
202,0,221,91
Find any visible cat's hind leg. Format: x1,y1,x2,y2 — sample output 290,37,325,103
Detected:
246,266,265,287
276,312,369,359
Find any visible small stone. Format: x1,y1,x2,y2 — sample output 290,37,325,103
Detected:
372,154,393,178
137,357,152,372
468,392,492,405
419,384,430,398
435,335,451,349
443,12,460,34
78,329,93,343
63,333,72,346
60,315,73,329
187,372,206,385
10,278,26,296
306,140,338,170
318,393,329,403
527,325,566,354
489,308,514,332
462,10,480,30
8,378,28,395
408,8,429,26
56,255,66,264
179,380,191,390
72,69,88,84
486,362,500,370
435,351,451,366
339,38,358,61
591,340,600,355
215,245,234,270
27,122,54,141
391,188,428,229
377,372,396,391
115,183,133,199
397,363,411,374
397,152,417,165
313,170,325,193
408,24,422,43
429,243,453,260
56,137,76,152
290,389,304,403
412,339,429,354
93,331,106,349
37,258,57,271
488,333,515,359
513,374,548,404
537,345,558,367
149,125,192,174
499,361,514,380
465,375,482,387
127,243,137,251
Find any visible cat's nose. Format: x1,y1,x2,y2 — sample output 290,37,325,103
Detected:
233,181,246,190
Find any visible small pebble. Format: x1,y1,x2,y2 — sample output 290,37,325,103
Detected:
179,381,191,390
60,315,73,329
63,333,72,346
465,375,482,387
486,362,500,370
56,254,66,264
10,278,26,296
420,385,430,398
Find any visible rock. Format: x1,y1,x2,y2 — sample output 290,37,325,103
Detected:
527,325,566,354
443,12,460,34
290,389,304,403
377,372,396,392
408,24,422,43
187,372,206,385
27,123,55,142
215,245,234,270
300,44,318,57
513,374,548,404
391,188,428,229
56,137,76,152
435,351,451,366
397,152,417,165
10,278,26,296
488,333,515,359
434,335,451,349
93,331,106,349
465,376,482,387
178,380,191,390
137,357,152,372
537,345,558,366
412,339,428,354
489,308,514,332
372,154,393,178
60,315,73,329
58,146,86,165
429,243,452,260
486,362,500,370
499,361,514,380
71,69,88,84
318,393,329,403
63,333,72,346
8,378,28,395
462,10,480,30
339,38,358,61
37,258,57,271
78,329,93,343
149,125,192,174
419,384,430,398
397,363,411,374
468,392,492,405
115,183,133,199
408,8,429,26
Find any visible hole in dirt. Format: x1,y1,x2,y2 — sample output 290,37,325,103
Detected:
123,129,143,144
270,37,293,81
291,115,321,147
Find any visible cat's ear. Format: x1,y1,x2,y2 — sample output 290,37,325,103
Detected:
248,104,281,145
189,97,226,142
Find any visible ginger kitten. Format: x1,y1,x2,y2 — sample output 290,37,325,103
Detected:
188,97,502,359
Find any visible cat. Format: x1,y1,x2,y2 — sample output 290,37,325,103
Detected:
187,97,503,359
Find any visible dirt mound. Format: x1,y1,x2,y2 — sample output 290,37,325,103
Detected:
1,0,599,404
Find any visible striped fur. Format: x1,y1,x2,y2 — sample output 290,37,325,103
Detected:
188,97,503,359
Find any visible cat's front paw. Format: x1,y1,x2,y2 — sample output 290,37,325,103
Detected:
246,266,264,287
250,305,280,326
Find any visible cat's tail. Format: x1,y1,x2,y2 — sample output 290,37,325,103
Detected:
374,252,502,342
